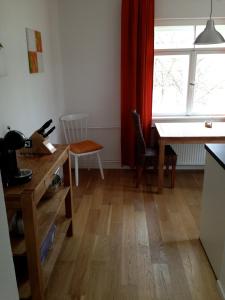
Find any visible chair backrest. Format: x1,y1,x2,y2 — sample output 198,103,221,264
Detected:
132,111,146,155
150,126,159,148
60,113,88,144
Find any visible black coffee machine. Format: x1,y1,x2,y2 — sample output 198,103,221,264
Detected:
0,129,32,186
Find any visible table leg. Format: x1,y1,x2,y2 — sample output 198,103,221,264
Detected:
63,153,74,237
21,192,44,300
158,139,165,193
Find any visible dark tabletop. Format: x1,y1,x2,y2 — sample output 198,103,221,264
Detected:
205,144,225,170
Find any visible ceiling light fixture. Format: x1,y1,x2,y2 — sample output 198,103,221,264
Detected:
194,0,225,45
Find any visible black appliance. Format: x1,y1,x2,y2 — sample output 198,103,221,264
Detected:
0,129,32,186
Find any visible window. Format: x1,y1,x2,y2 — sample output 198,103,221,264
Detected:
153,25,225,116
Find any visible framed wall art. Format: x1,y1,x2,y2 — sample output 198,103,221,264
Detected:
26,28,44,74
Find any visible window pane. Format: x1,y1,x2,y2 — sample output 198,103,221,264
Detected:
195,25,225,48
192,54,225,114
153,55,189,115
154,26,195,49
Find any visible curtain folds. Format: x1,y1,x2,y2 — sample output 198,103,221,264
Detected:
121,0,154,167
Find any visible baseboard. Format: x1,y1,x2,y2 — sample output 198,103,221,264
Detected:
176,165,205,170
100,161,121,169
217,280,225,300
76,159,205,170
75,160,121,170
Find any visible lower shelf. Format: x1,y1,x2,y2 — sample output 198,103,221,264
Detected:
42,216,71,289
17,216,71,299
11,186,70,256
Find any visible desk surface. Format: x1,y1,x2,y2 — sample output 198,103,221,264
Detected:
155,122,225,192
205,144,225,170
155,122,225,139
4,144,69,202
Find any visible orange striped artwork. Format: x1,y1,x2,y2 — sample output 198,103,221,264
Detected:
26,28,44,74
35,31,43,53
28,51,38,73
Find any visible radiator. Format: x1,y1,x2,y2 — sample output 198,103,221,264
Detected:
171,144,206,166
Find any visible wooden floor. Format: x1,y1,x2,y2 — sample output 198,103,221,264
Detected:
46,170,221,300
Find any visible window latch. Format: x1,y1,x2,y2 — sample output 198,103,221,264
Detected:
189,82,195,86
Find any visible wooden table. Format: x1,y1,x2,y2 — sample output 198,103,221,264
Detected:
155,122,225,193
4,145,73,300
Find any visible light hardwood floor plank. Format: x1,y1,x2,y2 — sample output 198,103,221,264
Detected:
46,170,221,300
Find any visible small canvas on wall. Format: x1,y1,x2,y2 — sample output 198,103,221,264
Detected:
26,28,44,74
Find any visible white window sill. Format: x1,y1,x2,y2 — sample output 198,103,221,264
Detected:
152,115,225,124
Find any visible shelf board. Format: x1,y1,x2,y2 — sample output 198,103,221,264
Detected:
38,186,70,245
11,186,70,256
42,215,71,289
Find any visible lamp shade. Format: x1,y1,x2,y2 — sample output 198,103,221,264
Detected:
194,20,225,45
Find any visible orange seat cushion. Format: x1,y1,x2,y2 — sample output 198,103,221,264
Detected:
70,140,103,154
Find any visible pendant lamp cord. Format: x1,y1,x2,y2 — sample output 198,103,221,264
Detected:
210,0,212,19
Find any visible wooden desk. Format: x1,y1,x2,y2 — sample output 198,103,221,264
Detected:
4,145,73,300
155,122,225,193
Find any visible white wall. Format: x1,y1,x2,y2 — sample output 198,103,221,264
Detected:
0,175,19,300
0,1,65,298
0,0,65,142
58,0,225,168
155,0,225,20
58,0,121,168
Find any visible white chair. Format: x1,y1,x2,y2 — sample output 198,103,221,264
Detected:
60,114,104,186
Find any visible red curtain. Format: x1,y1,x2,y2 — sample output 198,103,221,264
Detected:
121,0,154,166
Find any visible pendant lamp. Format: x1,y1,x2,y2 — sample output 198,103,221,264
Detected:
194,0,225,45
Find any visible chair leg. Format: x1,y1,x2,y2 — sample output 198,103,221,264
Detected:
153,158,158,173
165,159,170,177
87,155,91,171
75,155,79,186
136,165,144,188
171,156,177,188
97,152,104,180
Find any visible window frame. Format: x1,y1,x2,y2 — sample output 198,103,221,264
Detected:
153,22,225,119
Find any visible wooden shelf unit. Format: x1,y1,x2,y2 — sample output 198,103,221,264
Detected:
4,145,74,300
